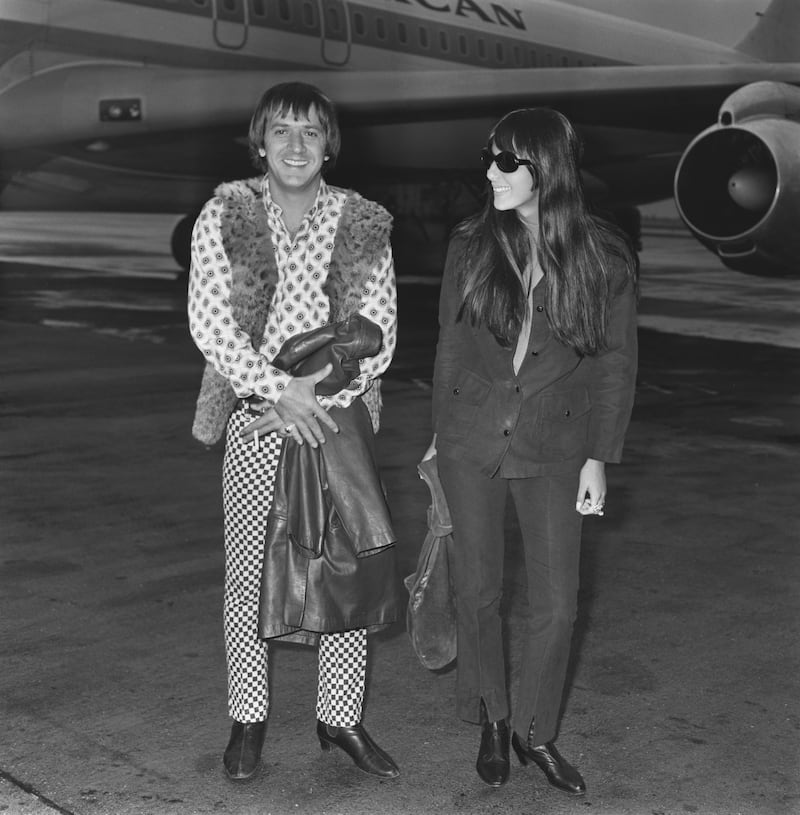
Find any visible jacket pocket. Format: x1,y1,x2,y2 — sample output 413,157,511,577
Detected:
538,388,591,460
439,369,492,441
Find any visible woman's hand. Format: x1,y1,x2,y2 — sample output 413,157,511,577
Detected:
576,458,606,515
421,434,437,462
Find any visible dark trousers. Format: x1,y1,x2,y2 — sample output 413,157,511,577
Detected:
438,454,583,745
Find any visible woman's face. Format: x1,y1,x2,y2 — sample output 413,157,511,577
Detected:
485,145,539,222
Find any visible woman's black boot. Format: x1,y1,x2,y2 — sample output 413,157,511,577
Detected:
476,701,510,787
511,732,586,795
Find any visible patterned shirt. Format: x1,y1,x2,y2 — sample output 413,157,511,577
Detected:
188,179,397,409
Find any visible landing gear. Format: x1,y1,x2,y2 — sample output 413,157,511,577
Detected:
171,213,196,271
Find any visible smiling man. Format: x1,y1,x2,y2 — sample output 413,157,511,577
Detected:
187,82,399,783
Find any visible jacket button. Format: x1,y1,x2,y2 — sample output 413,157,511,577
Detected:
531,350,538,356
564,409,571,417
536,305,544,312
503,429,510,436
515,385,520,393
453,387,460,395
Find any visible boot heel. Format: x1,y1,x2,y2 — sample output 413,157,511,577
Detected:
314,720,399,778
510,732,586,795
511,735,529,766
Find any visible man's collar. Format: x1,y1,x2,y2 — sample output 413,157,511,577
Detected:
263,177,330,221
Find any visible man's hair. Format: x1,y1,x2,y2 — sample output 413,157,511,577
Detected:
248,82,341,173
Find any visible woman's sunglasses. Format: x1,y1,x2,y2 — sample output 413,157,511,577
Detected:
480,148,535,174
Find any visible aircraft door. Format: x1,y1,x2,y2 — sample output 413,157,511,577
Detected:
318,0,351,66
212,0,248,50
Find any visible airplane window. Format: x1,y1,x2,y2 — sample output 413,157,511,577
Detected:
398,22,407,44
513,45,522,66
546,52,553,66
530,49,537,66
496,43,504,63
278,0,290,22
561,56,568,66
223,0,236,11
439,31,448,52
477,38,486,60
354,12,365,36
251,0,265,16
458,34,468,56
328,7,341,33
376,17,386,39
419,26,429,48
302,1,314,27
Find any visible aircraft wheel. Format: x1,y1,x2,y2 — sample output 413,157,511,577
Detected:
171,213,196,271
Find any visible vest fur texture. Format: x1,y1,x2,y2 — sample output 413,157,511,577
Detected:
192,178,392,445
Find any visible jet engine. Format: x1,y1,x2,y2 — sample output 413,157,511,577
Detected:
674,81,800,276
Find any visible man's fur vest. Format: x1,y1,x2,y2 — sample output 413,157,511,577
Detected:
191,178,393,446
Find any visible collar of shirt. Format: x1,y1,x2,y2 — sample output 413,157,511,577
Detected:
262,177,333,230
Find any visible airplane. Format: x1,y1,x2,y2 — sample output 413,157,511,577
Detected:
1,0,799,276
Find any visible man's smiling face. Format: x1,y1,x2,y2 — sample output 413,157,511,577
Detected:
262,105,327,197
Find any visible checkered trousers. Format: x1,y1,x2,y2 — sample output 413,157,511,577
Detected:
221,405,367,726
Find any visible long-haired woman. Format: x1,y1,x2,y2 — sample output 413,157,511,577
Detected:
425,107,638,793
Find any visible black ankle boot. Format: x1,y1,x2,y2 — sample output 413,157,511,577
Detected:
476,701,510,787
317,720,400,778
511,732,586,795
223,720,266,781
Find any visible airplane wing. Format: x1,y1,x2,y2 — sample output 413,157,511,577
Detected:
4,63,800,152
334,63,800,121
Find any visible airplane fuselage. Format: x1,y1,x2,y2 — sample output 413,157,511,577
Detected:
0,0,770,171
1,0,758,82
3,0,800,277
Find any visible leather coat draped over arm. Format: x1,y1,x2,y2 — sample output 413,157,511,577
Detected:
258,398,400,645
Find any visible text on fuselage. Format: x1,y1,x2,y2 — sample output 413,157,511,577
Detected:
391,0,525,30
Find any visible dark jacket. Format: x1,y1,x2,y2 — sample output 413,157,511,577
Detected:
258,399,400,645
433,235,638,478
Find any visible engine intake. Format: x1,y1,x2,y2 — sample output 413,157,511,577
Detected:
674,81,800,276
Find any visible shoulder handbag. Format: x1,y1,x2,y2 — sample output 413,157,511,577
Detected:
404,455,457,670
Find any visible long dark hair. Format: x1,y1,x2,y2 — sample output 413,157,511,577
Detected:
455,108,637,355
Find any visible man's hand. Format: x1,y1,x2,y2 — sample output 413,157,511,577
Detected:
274,363,340,447
240,407,284,445
576,458,606,516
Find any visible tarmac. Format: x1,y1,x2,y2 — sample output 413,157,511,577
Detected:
1,215,799,815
